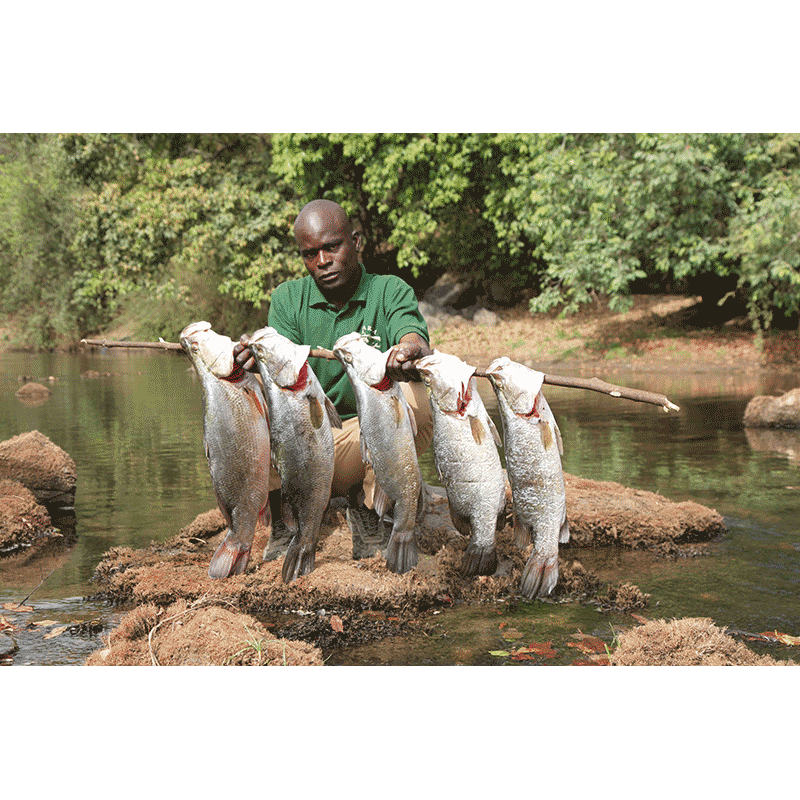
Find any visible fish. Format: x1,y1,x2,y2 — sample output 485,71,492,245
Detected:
415,350,506,576
486,356,569,599
247,326,341,584
180,321,271,579
332,332,425,574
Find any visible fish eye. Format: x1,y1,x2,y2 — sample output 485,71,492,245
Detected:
191,342,199,351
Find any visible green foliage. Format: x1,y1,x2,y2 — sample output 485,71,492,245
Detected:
726,135,800,330
0,134,82,348
2,132,800,350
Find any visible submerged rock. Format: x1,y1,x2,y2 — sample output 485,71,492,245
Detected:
0,430,76,509
743,388,800,428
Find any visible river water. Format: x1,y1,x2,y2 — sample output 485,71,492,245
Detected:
1,346,799,666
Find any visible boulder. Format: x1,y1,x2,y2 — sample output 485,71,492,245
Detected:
0,431,77,509
743,388,800,428
0,478,61,556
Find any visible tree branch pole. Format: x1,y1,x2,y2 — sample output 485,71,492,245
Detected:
80,339,680,412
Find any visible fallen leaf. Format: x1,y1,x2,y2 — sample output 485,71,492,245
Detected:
525,641,558,658
510,652,536,661
501,627,524,640
2,602,33,613
0,615,19,633
775,631,800,646
568,634,608,654
488,650,511,658
330,615,344,634
43,625,69,640
31,620,60,627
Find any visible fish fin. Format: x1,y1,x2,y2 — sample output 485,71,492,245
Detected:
308,395,324,429
559,514,570,544
282,502,299,534
373,483,392,521
448,507,473,538
469,415,484,445
360,435,372,466
385,528,418,574
244,384,267,419
554,418,564,456
415,485,427,523
540,419,554,451
208,533,251,579
461,543,498,577
487,415,502,446
513,512,532,549
258,502,271,527
391,395,403,427
281,535,316,584
325,396,343,429
519,551,559,599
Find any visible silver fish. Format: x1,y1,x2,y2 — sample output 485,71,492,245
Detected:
486,357,569,599
333,332,425,574
416,351,506,576
247,326,341,584
180,321,271,579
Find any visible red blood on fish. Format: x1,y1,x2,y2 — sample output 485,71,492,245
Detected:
286,361,309,392
221,362,245,383
370,375,393,391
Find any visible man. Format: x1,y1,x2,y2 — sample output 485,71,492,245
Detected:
234,199,433,559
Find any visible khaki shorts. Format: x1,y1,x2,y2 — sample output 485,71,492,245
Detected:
268,379,433,509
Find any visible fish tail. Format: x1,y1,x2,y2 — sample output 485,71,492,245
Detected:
281,535,316,584
461,543,498,577
519,551,559,599
208,533,251,579
385,528,418,574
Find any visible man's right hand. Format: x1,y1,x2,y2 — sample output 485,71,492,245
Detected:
233,334,257,372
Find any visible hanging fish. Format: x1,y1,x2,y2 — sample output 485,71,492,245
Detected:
486,357,569,599
247,326,341,584
180,321,271,579
333,332,425,574
416,351,506,576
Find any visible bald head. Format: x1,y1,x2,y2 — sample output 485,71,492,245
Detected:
294,200,353,243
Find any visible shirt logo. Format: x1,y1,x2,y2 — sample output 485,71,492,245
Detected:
360,324,382,350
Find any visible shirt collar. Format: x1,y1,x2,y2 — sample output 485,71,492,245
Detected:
308,263,368,311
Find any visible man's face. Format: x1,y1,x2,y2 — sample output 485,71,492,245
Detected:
295,211,362,299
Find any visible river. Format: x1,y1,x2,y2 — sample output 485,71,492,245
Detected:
1,345,799,665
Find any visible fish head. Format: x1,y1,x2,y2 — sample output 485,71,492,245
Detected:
486,357,545,416
415,351,476,415
179,321,237,379
332,332,387,387
248,326,311,388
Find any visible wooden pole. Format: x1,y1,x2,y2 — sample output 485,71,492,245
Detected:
80,339,680,412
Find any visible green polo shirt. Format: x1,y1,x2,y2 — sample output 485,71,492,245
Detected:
267,264,430,420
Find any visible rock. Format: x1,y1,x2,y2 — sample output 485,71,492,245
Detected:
609,618,790,666
15,382,51,399
743,388,800,428
422,273,470,308
563,473,726,549
0,431,77,509
472,308,499,327
0,478,61,555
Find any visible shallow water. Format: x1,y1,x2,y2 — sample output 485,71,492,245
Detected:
1,348,799,665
